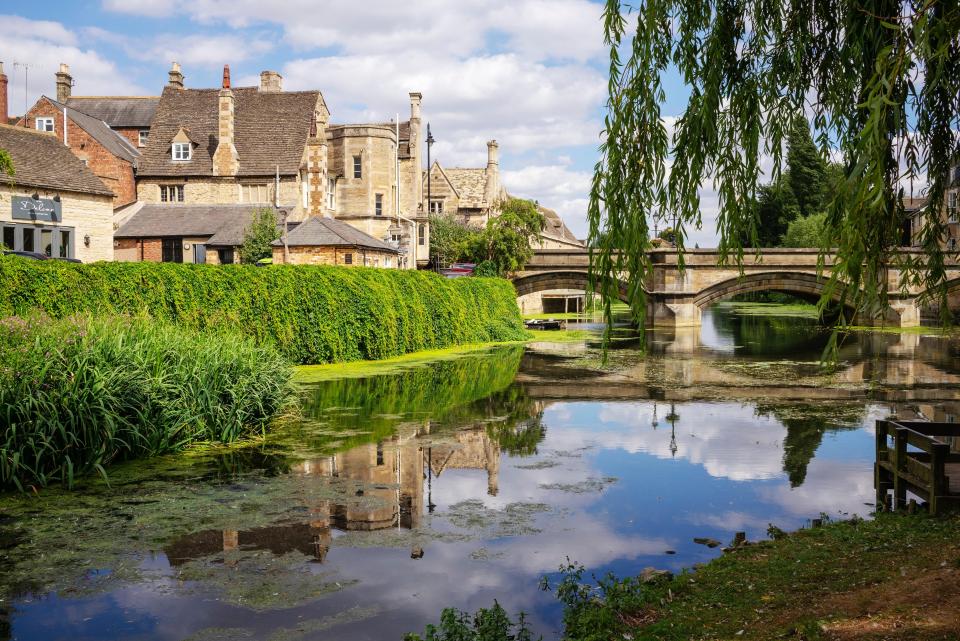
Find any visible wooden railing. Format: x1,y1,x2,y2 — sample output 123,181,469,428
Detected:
875,419,960,515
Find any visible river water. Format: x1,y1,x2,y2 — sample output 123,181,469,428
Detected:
2,304,959,641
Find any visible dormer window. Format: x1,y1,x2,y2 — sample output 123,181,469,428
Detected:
172,142,191,161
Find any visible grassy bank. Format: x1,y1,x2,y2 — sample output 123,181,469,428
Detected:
409,513,960,640
0,257,527,364
0,315,293,490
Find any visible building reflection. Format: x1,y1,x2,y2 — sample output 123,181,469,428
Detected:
164,424,502,566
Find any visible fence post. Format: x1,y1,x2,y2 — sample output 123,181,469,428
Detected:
875,420,892,509
930,442,948,516
894,427,908,510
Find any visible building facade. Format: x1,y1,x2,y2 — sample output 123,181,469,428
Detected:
0,123,114,262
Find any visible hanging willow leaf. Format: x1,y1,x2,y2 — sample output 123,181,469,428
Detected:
590,0,960,329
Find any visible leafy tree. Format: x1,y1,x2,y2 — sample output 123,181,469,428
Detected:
468,198,545,275
751,179,800,247
429,213,480,269
238,208,281,264
786,116,829,220
782,212,829,249
657,226,677,245
590,0,960,327
0,147,13,178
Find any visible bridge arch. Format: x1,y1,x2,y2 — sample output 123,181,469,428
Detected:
512,270,630,303
691,271,853,311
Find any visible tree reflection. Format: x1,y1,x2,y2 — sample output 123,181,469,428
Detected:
755,403,865,487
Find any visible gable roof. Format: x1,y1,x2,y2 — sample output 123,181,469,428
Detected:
46,96,140,164
115,203,291,245
138,86,322,178
536,203,582,245
426,161,459,197
0,123,112,196
66,96,160,128
276,216,399,252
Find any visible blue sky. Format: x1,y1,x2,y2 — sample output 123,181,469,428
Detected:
0,0,717,244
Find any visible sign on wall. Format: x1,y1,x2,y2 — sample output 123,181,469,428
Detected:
11,196,62,222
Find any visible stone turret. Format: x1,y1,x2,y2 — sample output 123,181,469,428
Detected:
211,65,239,176
167,62,184,89
55,63,72,103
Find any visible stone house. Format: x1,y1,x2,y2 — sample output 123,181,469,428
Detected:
271,216,400,267
12,65,144,210
117,64,429,267
0,123,114,262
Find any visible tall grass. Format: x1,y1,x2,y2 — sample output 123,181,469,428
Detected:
0,315,294,490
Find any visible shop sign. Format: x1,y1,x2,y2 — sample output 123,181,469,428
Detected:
11,196,62,222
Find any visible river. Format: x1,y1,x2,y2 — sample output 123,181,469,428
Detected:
2,303,958,641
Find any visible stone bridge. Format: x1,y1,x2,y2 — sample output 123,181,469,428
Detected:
513,248,960,327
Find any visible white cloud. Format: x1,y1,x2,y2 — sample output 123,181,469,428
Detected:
135,34,274,67
0,17,147,117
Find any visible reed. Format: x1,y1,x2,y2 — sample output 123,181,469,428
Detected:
0,315,294,490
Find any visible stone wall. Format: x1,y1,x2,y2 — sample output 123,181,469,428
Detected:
329,126,398,218
136,176,301,213
21,99,137,208
0,184,114,262
273,245,398,268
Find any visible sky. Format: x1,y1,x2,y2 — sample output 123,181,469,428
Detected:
0,0,718,245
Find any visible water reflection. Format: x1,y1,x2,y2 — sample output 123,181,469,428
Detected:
3,306,960,641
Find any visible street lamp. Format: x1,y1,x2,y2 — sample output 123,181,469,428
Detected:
426,123,436,269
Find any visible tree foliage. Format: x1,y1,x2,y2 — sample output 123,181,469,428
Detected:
591,0,960,328
0,147,13,179
430,198,545,275
782,212,829,249
238,208,281,264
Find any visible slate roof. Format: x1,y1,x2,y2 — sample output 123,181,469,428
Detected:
275,216,399,252
138,86,321,178
444,168,488,208
536,203,582,245
115,203,292,246
46,97,140,164
0,123,113,196
66,97,160,128
903,196,929,213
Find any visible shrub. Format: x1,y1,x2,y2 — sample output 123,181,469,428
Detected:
0,257,527,364
0,315,293,489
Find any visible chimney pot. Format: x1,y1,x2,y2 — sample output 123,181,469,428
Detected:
259,70,283,92
167,61,184,89
222,65,231,89
409,92,422,121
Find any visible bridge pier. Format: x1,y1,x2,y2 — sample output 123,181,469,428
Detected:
647,297,701,328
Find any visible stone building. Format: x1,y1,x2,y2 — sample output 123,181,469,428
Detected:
903,167,960,249
0,123,114,262
272,216,400,267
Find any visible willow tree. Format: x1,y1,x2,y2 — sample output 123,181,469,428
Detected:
590,0,960,327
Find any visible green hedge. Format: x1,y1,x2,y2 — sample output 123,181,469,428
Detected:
0,315,293,490
0,258,526,364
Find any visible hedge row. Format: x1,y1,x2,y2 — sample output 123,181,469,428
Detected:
0,258,527,364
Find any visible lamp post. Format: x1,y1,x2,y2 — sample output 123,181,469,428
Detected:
426,123,434,267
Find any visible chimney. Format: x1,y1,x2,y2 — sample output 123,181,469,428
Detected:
259,71,283,92
167,62,184,89
484,140,500,206
0,62,7,124
305,105,330,216
55,63,72,103
409,92,423,213
212,64,239,176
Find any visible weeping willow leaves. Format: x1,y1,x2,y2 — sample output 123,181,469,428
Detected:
591,0,960,328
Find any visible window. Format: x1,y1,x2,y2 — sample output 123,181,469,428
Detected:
162,238,184,263
353,155,362,179
327,178,336,210
218,248,235,265
35,117,54,132
139,130,149,147
1,224,73,257
429,199,444,214
241,183,269,203
384,257,392,268
172,142,191,161
949,192,959,224
375,193,383,216
343,252,353,265
160,185,185,202
418,223,425,246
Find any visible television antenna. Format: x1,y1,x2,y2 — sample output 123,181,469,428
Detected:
13,62,34,122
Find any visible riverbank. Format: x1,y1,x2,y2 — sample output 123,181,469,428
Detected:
552,512,960,641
